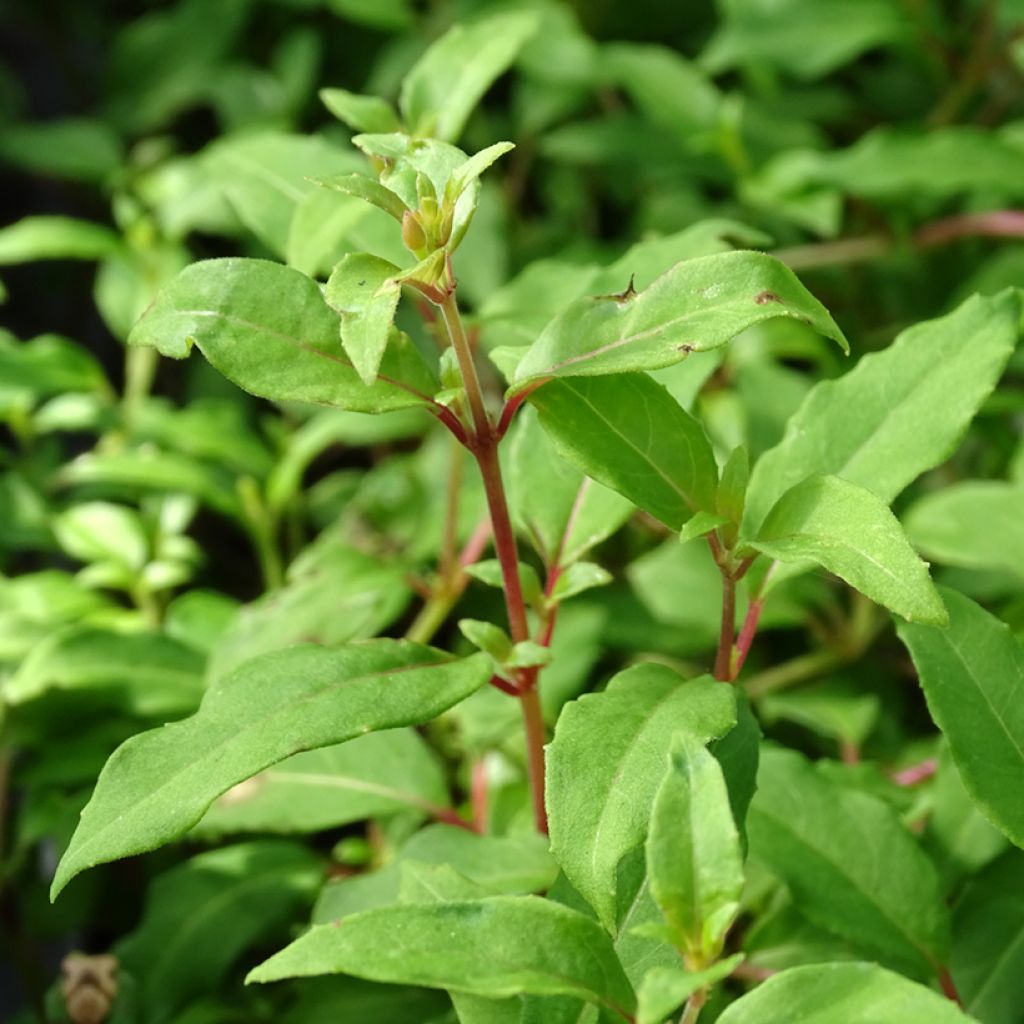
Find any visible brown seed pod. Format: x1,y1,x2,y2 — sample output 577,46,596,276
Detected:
61,953,118,1024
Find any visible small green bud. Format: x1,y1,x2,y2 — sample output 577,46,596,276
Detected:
401,210,428,254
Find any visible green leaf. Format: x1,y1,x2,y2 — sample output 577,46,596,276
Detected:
531,374,718,531
744,291,1021,534
459,619,513,662
715,963,977,1024
319,88,402,134
445,142,515,203
636,957,742,1024
314,826,557,922
465,560,543,605
54,502,149,571
646,735,744,962
702,0,911,80
249,895,635,1017
904,482,1024,579
547,664,736,929
549,562,613,604
116,841,321,1023
0,332,109,399
204,132,361,257
898,588,1024,850
52,641,490,898
512,251,846,387
507,406,634,566
325,253,403,385
128,258,437,414
0,118,123,183
399,12,539,142
950,850,1024,1022
0,216,121,265
312,172,407,221
5,626,204,719
195,729,449,835
748,475,947,625
747,747,950,978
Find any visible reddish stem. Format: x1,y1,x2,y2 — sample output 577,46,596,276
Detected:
914,209,1024,247
891,758,939,787
938,966,964,1007
733,597,765,677
430,804,479,833
471,758,489,833
714,571,737,682
488,673,520,697
496,381,546,440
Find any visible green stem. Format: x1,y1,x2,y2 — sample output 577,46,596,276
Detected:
679,985,708,1024
122,344,158,431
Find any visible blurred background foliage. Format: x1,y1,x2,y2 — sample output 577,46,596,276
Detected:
1,0,1024,1021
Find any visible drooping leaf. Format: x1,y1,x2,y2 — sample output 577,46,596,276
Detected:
52,642,490,897
116,841,321,1023
399,13,539,142
195,729,450,835
747,747,950,978
547,664,736,929
715,962,976,1024
745,291,1021,533
898,588,1024,850
512,251,846,387
312,172,407,221
249,895,635,1018
531,374,719,530
748,475,947,625
128,258,437,413
646,734,744,961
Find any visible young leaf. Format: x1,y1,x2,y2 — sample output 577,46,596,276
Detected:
548,562,613,604
646,735,744,962
319,88,402,134
898,588,1024,850
636,957,743,1024
512,251,846,387
547,664,736,930
715,962,976,1024
248,895,636,1017
744,290,1021,534
399,13,539,142
748,475,947,625
531,374,719,530
52,642,490,898
312,173,407,222
445,142,515,204
747,747,950,978
325,253,403,386
128,258,437,413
